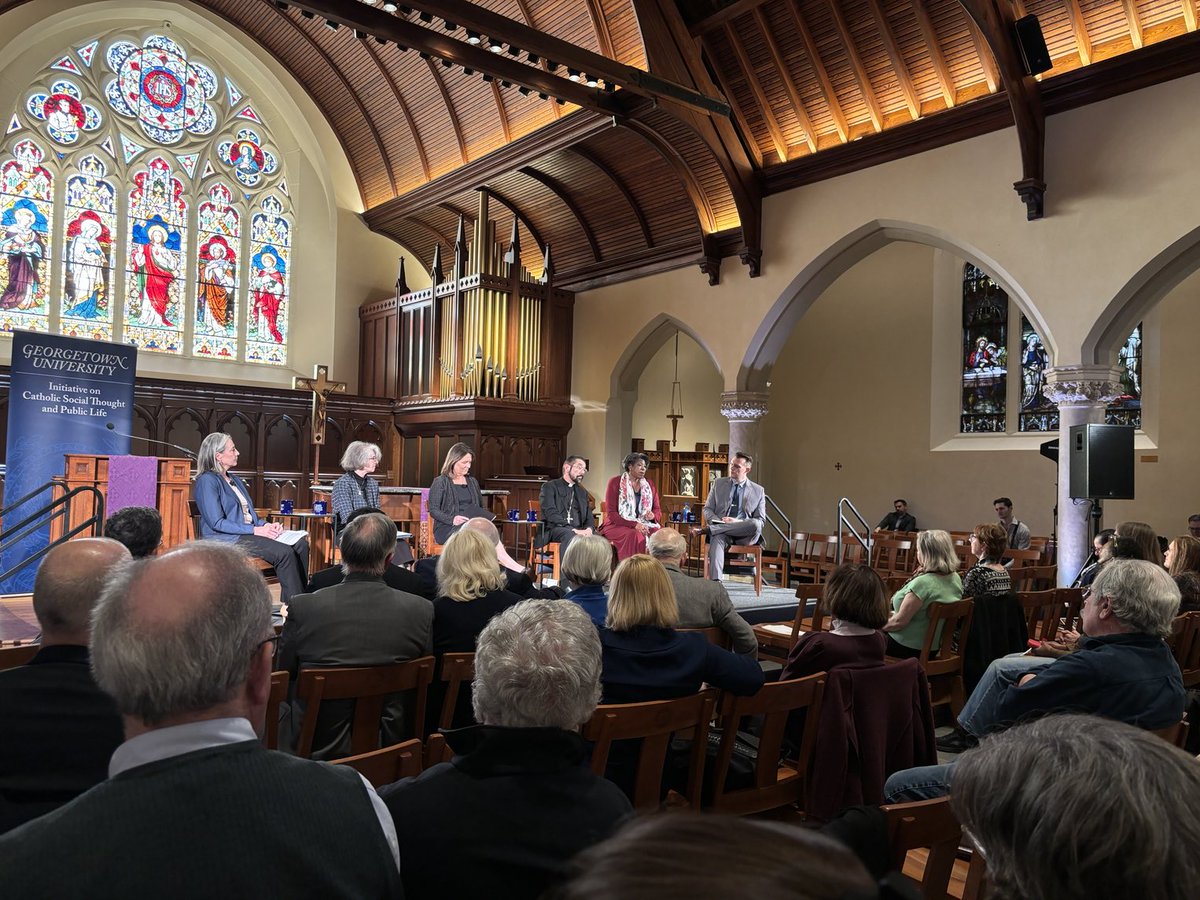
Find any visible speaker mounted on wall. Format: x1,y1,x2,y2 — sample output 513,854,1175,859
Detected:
1013,15,1053,76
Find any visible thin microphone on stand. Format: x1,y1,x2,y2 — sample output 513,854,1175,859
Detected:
105,422,197,460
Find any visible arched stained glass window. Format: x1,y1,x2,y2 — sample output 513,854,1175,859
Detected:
2,31,293,365
1109,324,1142,427
960,264,1008,433
1018,315,1056,432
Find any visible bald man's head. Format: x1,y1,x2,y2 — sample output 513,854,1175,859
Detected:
464,516,500,546
32,537,131,644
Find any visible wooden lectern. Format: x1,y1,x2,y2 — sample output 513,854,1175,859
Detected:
52,454,193,549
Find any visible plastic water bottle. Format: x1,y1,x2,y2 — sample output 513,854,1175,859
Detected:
682,503,691,523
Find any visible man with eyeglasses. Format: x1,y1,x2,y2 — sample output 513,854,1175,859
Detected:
538,454,595,555
0,542,402,897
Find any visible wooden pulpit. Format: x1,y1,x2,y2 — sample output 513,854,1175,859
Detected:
52,454,193,550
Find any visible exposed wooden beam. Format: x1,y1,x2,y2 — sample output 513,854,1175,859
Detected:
752,7,818,153
1062,0,1093,65
785,0,850,142
621,119,718,233
827,0,883,131
480,188,548,257
582,0,616,58
698,36,765,167
1120,0,1145,48
362,39,431,181
279,0,622,116
724,23,790,162
564,146,655,247
865,0,921,120
1183,0,1198,32
517,166,602,260
490,81,511,143
911,0,957,108
689,0,772,35
424,57,469,165
292,0,731,116
958,0,1046,218
963,14,1001,92
408,216,456,252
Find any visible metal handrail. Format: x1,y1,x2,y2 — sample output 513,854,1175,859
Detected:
836,497,872,564
0,481,105,583
763,493,793,585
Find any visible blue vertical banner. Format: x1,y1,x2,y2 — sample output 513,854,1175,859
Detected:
2,330,136,591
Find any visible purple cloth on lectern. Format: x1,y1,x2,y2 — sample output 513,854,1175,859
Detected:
106,455,159,515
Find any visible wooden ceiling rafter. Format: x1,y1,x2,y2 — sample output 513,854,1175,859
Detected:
826,0,885,132
564,145,655,246
620,119,719,234
490,82,513,143
361,40,432,181
911,0,958,107
479,187,549,260
785,0,851,143
697,34,765,166
408,216,457,256
866,0,921,120
422,55,470,165
724,22,791,161
583,0,617,57
752,7,818,153
963,14,1001,92
1062,0,1094,65
1182,0,1198,32
516,166,603,260
1120,0,1145,48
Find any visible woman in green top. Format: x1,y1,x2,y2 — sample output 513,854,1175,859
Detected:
882,529,963,658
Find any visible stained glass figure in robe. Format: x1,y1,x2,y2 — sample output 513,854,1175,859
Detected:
960,264,1008,433
124,155,186,353
246,194,290,365
194,181,239,358
0,139,52,333
1018,316,1057,432
61,155,117,340
1108,324,1142,428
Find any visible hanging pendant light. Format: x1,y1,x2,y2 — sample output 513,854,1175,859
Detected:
666,331,684,446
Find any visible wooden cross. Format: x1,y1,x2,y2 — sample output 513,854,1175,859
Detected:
293,364,346,484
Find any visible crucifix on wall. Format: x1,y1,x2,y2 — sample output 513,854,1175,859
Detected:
292,364,347,484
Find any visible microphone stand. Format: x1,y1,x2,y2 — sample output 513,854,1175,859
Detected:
104,422,197,460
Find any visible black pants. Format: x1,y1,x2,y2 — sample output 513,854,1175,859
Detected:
236,534,308,604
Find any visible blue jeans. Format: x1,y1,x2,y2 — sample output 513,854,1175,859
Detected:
958,652,1053,737
883,762,956,803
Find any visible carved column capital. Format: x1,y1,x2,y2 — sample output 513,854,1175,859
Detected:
720,391,769,422
1043,365,1123,406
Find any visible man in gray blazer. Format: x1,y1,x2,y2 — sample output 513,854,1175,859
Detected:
278,512,433,759
647,529,757,656
695,451,766,582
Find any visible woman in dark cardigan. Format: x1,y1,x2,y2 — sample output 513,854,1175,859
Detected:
782,564,888,681
427,442,483,545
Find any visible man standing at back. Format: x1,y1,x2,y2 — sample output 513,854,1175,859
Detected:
695,452,766,581
279,512,433,759
0,538,129,833
0,541,402,898
539,455,594,555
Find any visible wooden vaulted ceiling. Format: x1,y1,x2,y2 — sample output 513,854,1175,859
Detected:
3,0,1197,289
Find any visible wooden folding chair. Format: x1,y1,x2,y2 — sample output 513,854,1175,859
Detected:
0,643,40,672
678,626,732,651
752,584,826,661
420,516,444,558
706,674,825,816
526,501,561,584
1016,589,1060,642
437,651,476,730
263,670,290,750
583,689,717,812
790,533,833,584
1011,564,1057,592
1170,611,1200,688
705,543,763,595
882,797,988,900
888,599,974,717
188,499,278,584
295,656,435,758
331,736,425,788
1001,548,1041,568
1055,588,1085,635
872,538,914,577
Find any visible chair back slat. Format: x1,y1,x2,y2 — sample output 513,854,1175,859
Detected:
883,798,974,899
1001,548,1042,568
0,643,40,672
1012,565,1057,592
1016,589,1059,642
263,670,289,750
918,599,974,676
331,736,425,787
437,652,476,730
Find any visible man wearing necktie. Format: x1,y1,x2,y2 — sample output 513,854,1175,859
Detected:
694,452,766,581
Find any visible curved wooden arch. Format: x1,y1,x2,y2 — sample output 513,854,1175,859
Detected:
619,120,717,234
423,57,469,166
362,41,431,182
582,0,616,58
490,81,512,144
564,145,653,247
481,187,548,258
516,166,601,261
408,217,456,255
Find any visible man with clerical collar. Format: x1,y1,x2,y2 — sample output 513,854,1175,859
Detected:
538,455,595,555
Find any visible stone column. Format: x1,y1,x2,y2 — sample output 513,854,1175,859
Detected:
1043,366,1123,587
720,391,770,465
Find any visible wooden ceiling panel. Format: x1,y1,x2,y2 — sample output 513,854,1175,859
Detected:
758,0,842,145
924,0,993,91
880,0,946,107
526,152,641,258
705,25,778,160
842,0,912,120
802,0,876,135
486,170,596,271
600,0,652,67
733,13,813,155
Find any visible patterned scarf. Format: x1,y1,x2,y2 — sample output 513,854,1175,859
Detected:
617,472,655,523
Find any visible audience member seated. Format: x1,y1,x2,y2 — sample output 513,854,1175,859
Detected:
0,539,128,834
884,559,1185,801
881,530,963,659
598,453,661,561
874,498,916,533
951,714,1200,900
382,599,631,900
306,507,431,598
427,441,484,546
599,554,763,704
562,533,614,627
646,528,756,655
433,528,525,656
1190,514,1200,539
102,506,161,558
278,513,433,759
782,564,888,681
538,454,595,555
1166,534,1200,613
546,814,894,900
1074,528,1114,587
961,523,1011,600
192,431,309,604
1115,520,1164,564
0,542,402,897
414,516,533,596
331,441,412,565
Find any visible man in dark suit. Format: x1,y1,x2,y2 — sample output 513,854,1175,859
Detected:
875,499,917,533
695,451,767,581
305,508,430,598
647,528,757,656
538,455,595,554
0,542,402,897
0,538,129,834
278,512,434,759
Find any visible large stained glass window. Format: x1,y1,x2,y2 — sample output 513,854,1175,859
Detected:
960,264,1008,433
1109,323,1142,427
2,31,293,365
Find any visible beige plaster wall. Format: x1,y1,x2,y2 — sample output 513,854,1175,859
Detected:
630,332,726,454
0,1,427,391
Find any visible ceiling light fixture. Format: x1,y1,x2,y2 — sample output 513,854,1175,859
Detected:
417,10,432,22
489,43,504,53
567,68,581,82
324,19,341,30
466,30,481,44
526,53,540,65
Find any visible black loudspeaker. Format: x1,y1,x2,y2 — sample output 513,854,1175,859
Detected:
1013,15,1052,76
1039,438,1058,463
1069,424,1134,500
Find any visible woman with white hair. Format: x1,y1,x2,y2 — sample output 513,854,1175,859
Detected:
330,440,412,565
882,529,963,658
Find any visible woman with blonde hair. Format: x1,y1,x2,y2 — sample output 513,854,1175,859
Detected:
432,528,524,656
599,555,762,704
882,529,963,658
